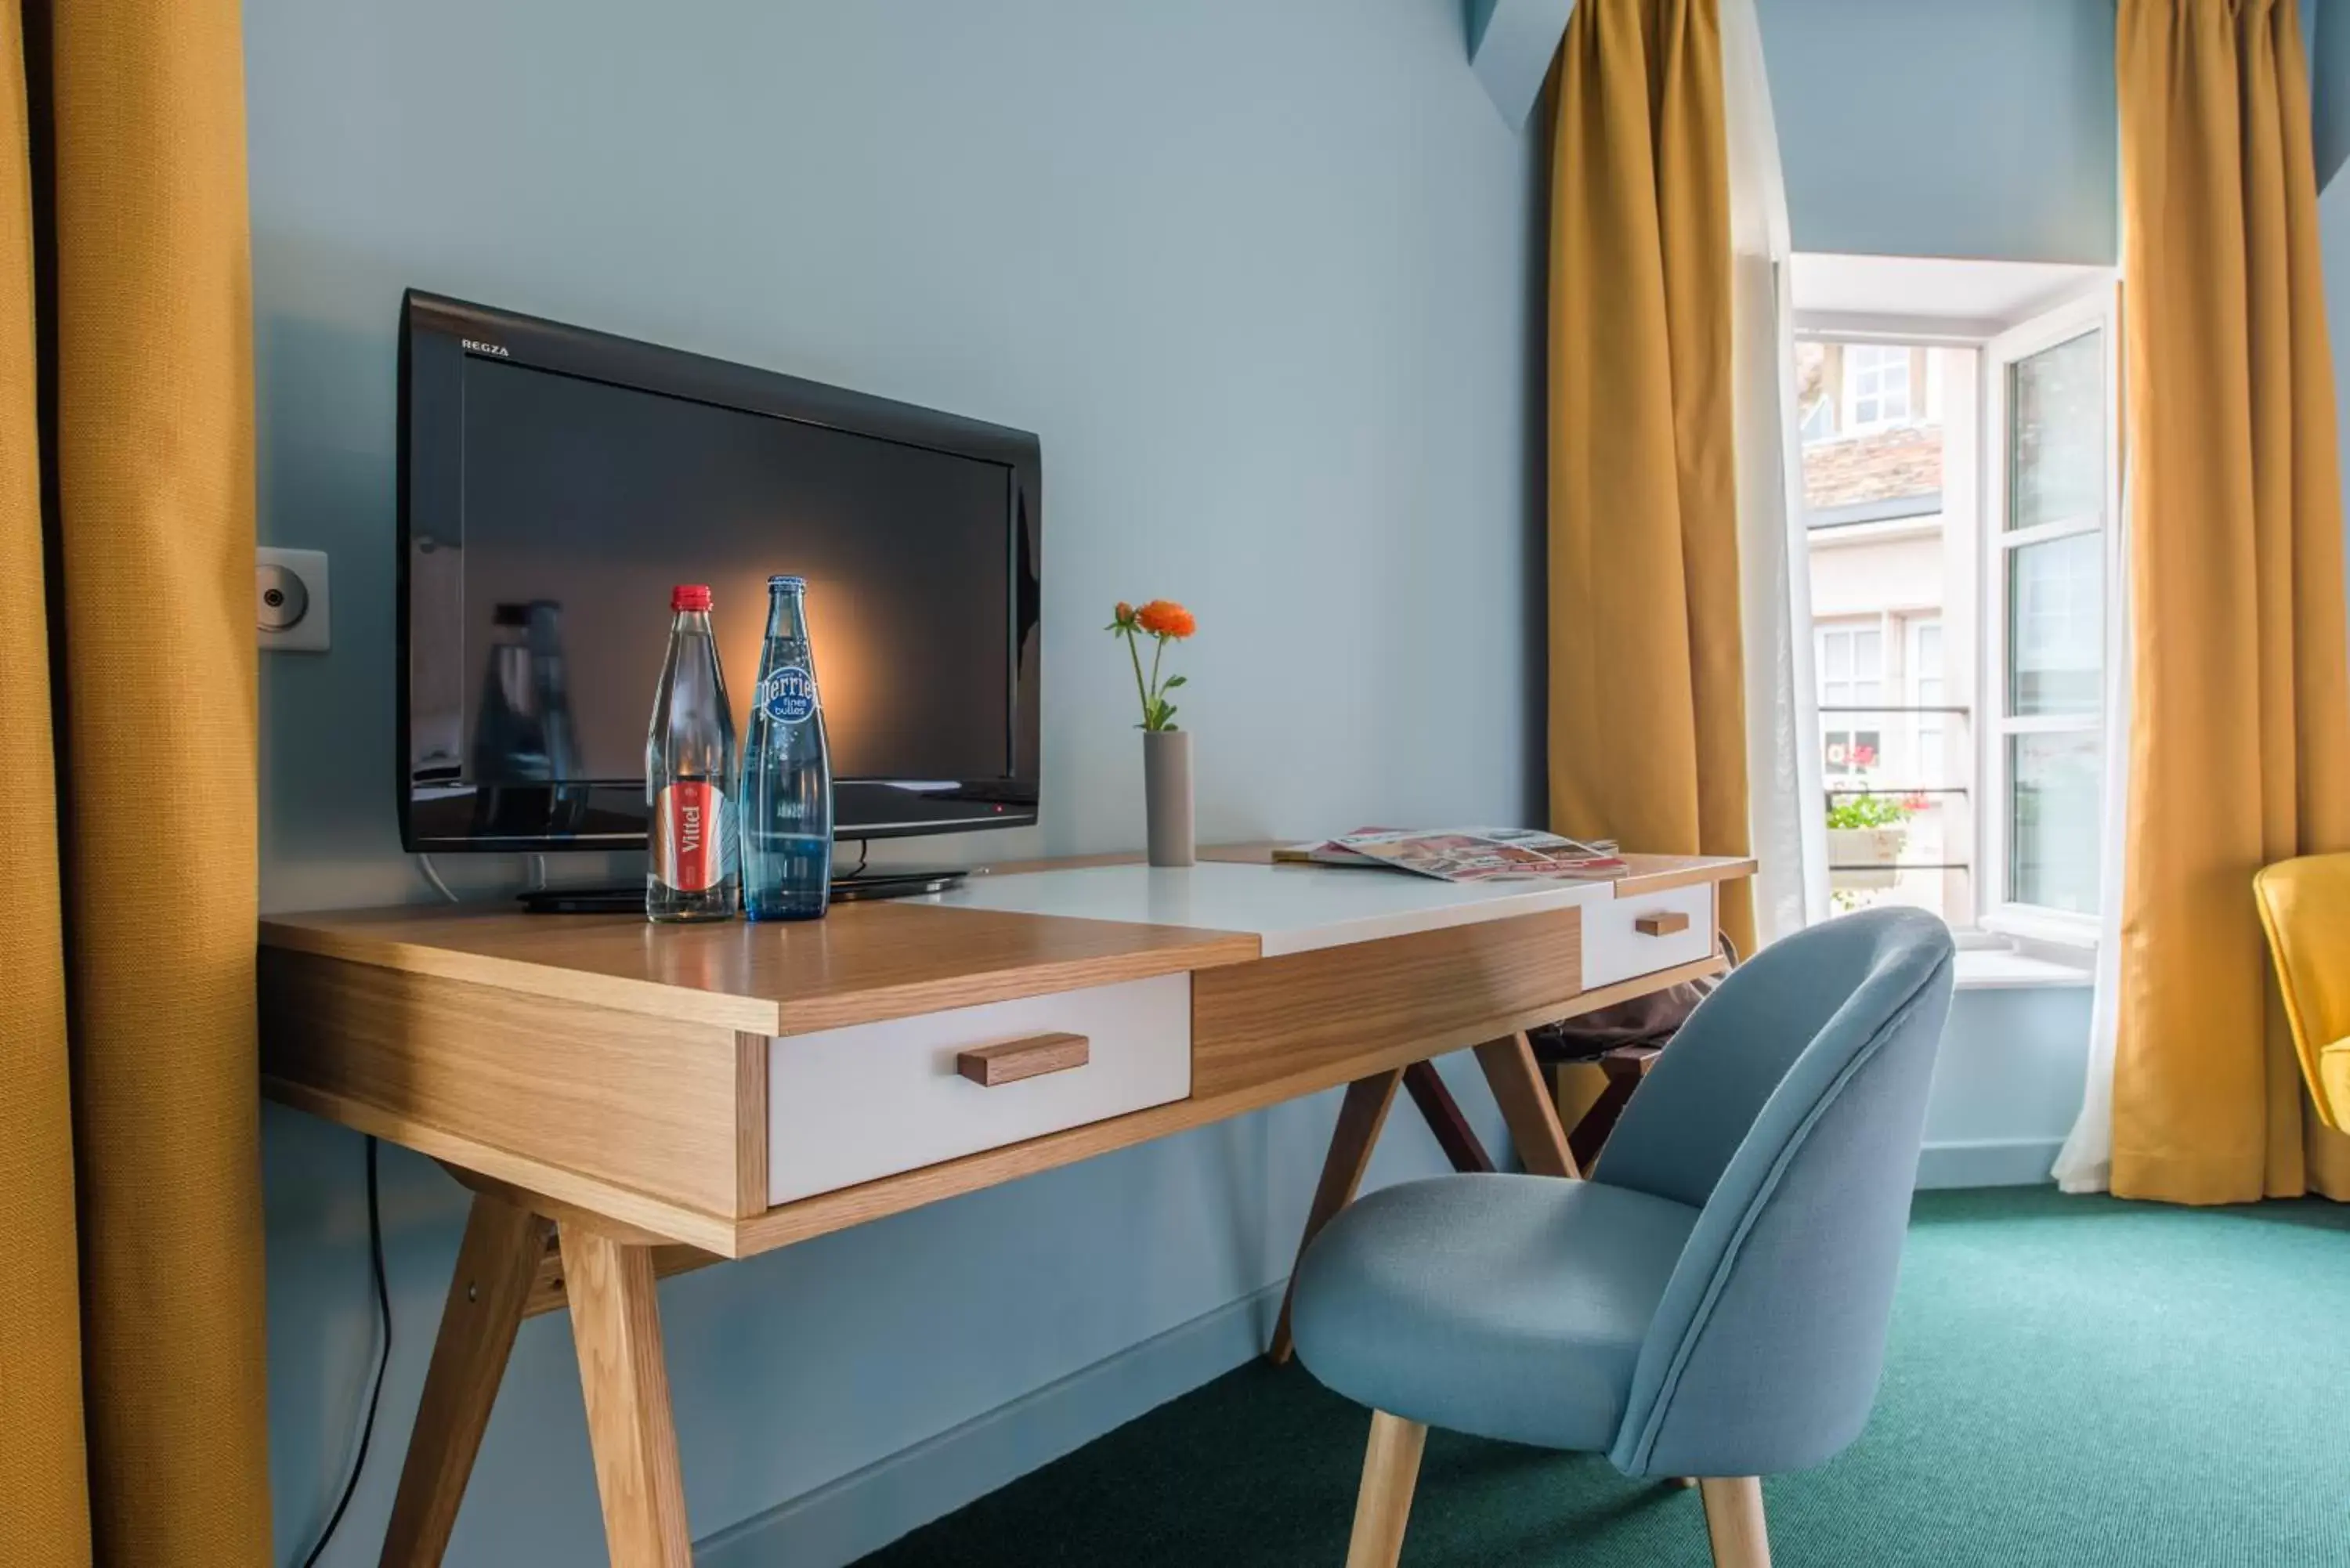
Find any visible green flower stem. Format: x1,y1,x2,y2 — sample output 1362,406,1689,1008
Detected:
1145,635,1166,730
1125,625,1154,730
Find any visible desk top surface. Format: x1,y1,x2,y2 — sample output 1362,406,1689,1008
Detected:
260,849,1752,1035
944,857,1732,956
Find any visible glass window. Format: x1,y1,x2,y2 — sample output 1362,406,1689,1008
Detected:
1990,308,2113,923
2008,329,2106,532
2008,731,2102,912
1845,345,1912,431
1818,624,1886,779
1911,619,1946,759
2007,532,2102,715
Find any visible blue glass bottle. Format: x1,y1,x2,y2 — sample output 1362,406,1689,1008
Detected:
740,576,834,919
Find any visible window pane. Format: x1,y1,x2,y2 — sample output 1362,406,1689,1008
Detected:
1854,629,1882,674
1822,632,1849,680
2009,731,2101,912
2008,329,2104,531
1879,363,1910,420
2008,533,2102,714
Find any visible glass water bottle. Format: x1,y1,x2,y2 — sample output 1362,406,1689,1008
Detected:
740,575,834,920
645,584,739,923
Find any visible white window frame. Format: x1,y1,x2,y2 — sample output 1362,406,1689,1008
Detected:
1979,287,2121,948
1842,343,1914,432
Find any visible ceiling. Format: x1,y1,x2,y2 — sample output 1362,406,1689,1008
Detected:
1790,253,2111,335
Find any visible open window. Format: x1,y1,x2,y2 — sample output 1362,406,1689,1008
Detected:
1792,256,2117,946
1980,288,2120,944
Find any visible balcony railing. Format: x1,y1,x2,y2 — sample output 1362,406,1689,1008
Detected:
1816,703,1973,922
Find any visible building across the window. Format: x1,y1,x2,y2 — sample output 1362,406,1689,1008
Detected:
1796,305,2114,937
1801,341,1968,922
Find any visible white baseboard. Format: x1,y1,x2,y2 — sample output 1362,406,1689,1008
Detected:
1915,1137,2062,1190
694,1283,1284,1568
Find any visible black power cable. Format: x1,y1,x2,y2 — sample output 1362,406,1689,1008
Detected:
298,1136,392,1568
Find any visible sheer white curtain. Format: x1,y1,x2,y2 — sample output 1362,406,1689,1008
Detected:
2052,470,2135,1193
1723,0,1829,948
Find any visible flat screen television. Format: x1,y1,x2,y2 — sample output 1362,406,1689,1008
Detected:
397,291,1041,854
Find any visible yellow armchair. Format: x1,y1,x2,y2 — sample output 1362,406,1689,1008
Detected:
2254,854,2350,1129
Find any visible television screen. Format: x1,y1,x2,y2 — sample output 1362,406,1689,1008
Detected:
400,293,1040,851
459,357,1013,782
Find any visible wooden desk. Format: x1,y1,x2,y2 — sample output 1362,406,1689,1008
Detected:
259,850,1752,1568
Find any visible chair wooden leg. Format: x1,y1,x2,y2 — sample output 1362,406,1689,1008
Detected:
1697,1477,1772,1568
562,1224,693,1567
378,1193,551,1568
1268,1068,1403,1364
1473,1033,1582,1179
1345,1411,1427,1568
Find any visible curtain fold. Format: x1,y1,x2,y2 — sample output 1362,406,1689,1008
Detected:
2,2,272,1563
2107,0,2350,1202
1550,0,1757,957
1719,0,1826,947
1,4,94,1555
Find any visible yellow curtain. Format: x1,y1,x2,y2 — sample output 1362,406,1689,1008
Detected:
2112,0,2350,1202
2,2,271,1563
1549,0,1755,958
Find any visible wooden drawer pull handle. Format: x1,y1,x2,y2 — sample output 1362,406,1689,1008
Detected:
1634,911,1691,938
957,1032,1090,1087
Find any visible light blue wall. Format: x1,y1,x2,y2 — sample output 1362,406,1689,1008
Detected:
245,2,1543,1563
249,0,1549,914
1755,0,2119,265
2319,0,2350,193
248,3,2128,1563
2326,150,2350,668
1916,985,2095,1190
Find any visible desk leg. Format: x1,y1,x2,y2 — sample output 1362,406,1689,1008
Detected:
1267,1068,1403,1365
379,1193,551,1568
561,1225,694,1567
1473,1033,1582,1180
1400,1060,1496,1174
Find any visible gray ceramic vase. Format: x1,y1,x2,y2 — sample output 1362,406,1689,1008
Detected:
1143,728,1195,867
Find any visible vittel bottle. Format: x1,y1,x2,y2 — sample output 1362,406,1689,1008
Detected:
645,584,738,923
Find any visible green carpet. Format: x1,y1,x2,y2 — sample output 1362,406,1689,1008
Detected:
854,1187,2350,1566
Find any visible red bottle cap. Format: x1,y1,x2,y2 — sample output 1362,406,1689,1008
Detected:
671,584,713,612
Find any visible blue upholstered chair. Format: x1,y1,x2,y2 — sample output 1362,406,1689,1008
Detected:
1290,907,1956,1568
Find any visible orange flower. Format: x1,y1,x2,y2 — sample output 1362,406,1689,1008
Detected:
1112,601,1134,626
1135,599,1195,639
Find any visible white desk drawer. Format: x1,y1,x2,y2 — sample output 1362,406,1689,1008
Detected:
1582,883,1716,990
766,972,1192,1204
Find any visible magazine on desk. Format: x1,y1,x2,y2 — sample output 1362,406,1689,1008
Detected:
1274,827,1629,883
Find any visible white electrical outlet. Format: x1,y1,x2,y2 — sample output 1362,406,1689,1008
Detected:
257,547,331,652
